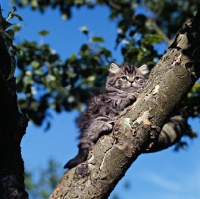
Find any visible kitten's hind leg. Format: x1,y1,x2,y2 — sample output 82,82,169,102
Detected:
64,118,114,169
63,140,93,169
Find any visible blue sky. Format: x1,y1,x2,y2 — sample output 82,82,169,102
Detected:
1,1,200,199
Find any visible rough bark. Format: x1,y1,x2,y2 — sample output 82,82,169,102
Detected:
145,111,188,153
49,10,200,199
0,9,29,199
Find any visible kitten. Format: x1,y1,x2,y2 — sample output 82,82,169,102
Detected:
64,62,149,169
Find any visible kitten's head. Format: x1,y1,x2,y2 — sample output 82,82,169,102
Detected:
106,62,149,93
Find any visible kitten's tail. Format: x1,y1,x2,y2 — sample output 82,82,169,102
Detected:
63,149,89,169
64,140,93,169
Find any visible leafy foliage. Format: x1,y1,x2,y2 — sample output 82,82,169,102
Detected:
25,159,61,199
0,6,22,81
7,1,200,141
14,36,113,127
24,158,130,199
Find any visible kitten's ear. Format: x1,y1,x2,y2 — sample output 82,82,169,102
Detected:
109,63,120,74
138,64,149,75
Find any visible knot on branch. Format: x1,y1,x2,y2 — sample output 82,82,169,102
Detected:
76,164,90,177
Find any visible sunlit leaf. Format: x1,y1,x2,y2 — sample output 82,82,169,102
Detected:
5,29,14,39
4,21,13,30
12,24,21,32
90,36,104,42
142,34,163,45
11,44,21,53
68,54,77,63
12,6,17,12
7,56,16,80
35,69,43,75
38,30,50,36
80,44,88,52
80,26,88,35
7,13,23,21
31,61,40,68
75,0,84,5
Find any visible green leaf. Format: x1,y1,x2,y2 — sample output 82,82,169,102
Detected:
11,45,21,53
7,56,16,81
75,0,84,5
4,21,13,30
5,37,13,48
5,29,14,39
62,13,69,20
66,71,75,78
193,82,200,89
35,69,43,75
31,61,40,68
80,44,88,52
68,54,77,63
38,30,50,36
12,6,17,12
90,36,104,43
142,34,163,45
7,13,23,21
80,26,88,35
87,75,95,81
12,24,21,33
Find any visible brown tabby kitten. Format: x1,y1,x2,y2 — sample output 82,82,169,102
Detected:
64,62,149,169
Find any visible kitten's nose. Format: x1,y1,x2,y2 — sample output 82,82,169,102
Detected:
130,81,135,87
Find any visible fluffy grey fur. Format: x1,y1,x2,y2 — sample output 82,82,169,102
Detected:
64,62,148,169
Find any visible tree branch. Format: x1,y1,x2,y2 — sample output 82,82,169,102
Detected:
143,0,172,45
48,10,200,199
144,111,188,153
147,18,172,46
0,8,29,199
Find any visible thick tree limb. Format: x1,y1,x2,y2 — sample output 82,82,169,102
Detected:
0,8,29,199
145,110,188,153
49,10,200,199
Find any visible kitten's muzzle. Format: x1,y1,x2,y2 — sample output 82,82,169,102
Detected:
130,82,137,87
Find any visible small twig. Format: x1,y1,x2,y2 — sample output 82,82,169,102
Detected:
147,18,172,46
107,0,121,10
142,0,172,46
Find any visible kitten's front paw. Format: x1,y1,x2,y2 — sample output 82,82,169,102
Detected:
128,94,136,102
128,93,136,101
102,121,114,132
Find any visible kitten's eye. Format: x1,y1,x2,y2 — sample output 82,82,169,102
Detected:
121,76,127,80
135,76,140,81
135,76,145,84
